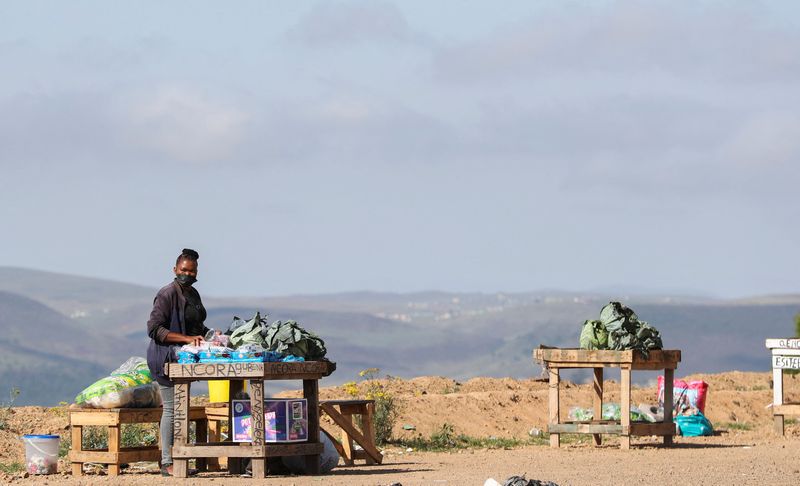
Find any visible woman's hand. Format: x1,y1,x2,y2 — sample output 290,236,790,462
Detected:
184,334,204,346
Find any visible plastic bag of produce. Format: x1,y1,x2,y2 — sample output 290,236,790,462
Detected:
657,376,708,414
74,357,161,408
675,411,713,436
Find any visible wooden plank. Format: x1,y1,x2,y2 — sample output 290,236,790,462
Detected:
620,368,631,450
775,415,785,436
549,423,624,434
592,368,603,446
173,382,190,478
773,404,800,415
264,442,324,457
195,418,208,471
545,361,680,371
773,356,800,369
70,424,83,476
70,447,159,463
321,399,374,407
766,338,800,349
204,405,230,420
69,451,118,463
548,367,560,448
174,442,325,458
304,378,322,474
205,415,222,471
69,406,207,426
535,348,680,366
319,403,382,464
334,406,354,465
108,425,121,475
228,379,244,475
116,409,163,423
630,362,681,371
117,449,161,463
663,368,674,446
340,403,369,415
771,349,800,357
362,401,380,464
537,348,634,364
68,412,121,426
550,421,674,437
249,380,266,479
173,444,267,458
544,361,679,370
543,362,627,369
167,361,335,380
629,422,675,436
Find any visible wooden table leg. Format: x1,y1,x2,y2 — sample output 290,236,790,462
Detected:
250,380,266,479
173,382,190,478
108,425,121,475
206,417,221,471
773,367,784,436
548,367,560,448
593,367,603,446
362,402,378,465
195,418,208,471
663,367,674,445
339,406,355,465
70,424,83,476
620,367,631,450
304,378,321,474
228,380,245,475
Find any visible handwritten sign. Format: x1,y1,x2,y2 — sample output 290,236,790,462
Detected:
171,362,265,378
168,361,335,379
251,382,265,444
766,338,800,350
774,356,800,370
174,384,188,443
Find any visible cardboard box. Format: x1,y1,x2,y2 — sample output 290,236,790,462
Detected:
231,399,308,443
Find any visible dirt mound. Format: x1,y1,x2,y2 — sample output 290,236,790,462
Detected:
1,371,799,483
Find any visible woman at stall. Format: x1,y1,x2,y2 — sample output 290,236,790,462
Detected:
146,248,209,476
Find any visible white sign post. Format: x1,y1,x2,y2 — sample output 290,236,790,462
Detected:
765,338,800,436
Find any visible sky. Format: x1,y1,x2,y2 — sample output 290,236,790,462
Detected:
1,0,800,298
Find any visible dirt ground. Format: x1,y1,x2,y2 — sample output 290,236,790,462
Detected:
2,370,799,485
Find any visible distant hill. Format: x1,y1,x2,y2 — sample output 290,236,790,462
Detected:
0,291,110,405
0,266,798,406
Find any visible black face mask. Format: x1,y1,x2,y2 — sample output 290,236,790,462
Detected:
176,274,197,286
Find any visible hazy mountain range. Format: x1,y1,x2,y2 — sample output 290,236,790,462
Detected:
0,266,797,406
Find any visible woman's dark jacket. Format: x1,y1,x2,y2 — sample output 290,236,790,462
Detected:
146,281,209,387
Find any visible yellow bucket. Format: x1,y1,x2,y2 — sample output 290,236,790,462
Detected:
208,380,247,402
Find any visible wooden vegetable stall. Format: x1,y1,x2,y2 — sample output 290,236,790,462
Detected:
167,360,335,478
766,338,800,435
533,346,680,449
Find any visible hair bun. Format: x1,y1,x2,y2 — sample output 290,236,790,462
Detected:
182,248,199,260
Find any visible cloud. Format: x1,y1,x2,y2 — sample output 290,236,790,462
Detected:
432,1,800,85
721,111,800,167
286,1,414,46
234,93,457,166
121,86,249,163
